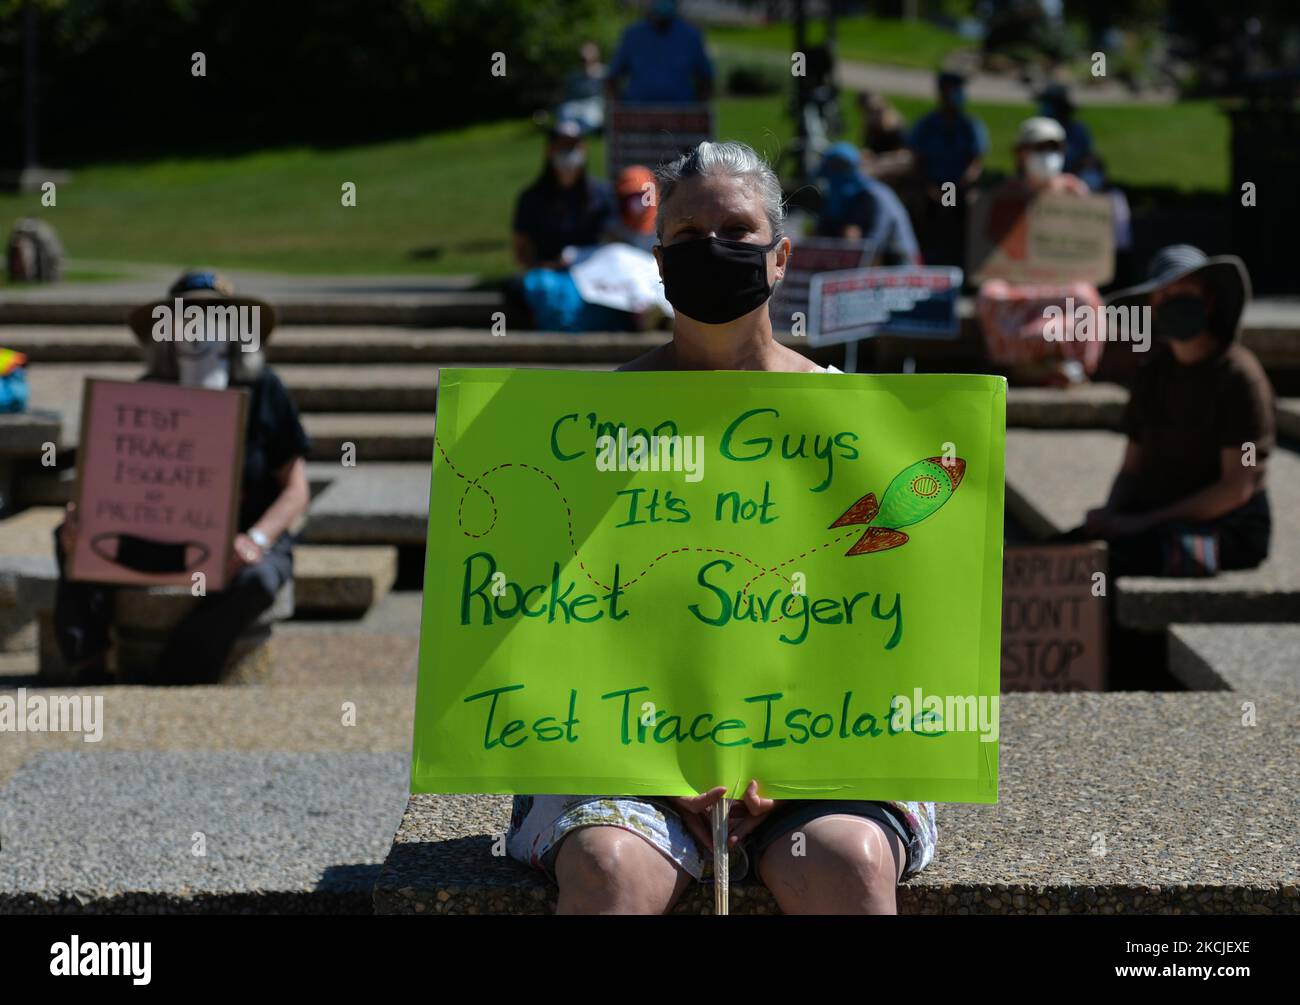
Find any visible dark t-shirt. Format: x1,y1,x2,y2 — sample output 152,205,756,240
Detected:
512,175,615,263
1121,343,1275,512
236,368,311,532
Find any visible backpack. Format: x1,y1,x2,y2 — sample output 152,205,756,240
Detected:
0,348,28,413
6,218,63,282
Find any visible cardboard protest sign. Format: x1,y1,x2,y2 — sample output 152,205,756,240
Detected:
70,378,247,591
412,369,1004,803
808,266,964,347
967,191,1114,285
1001,543,1107,692
606,103,713,180
769,237,873,334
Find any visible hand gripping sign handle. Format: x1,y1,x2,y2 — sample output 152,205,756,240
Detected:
712,798,730,916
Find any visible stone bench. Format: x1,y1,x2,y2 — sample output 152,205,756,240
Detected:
372,690,1300,915
26,577,294,685
0,506,63,652
1167,623,1300,695
1006,429,1300,629
0,410,64,516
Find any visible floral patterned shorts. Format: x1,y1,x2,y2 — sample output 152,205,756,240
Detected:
506,795,935,885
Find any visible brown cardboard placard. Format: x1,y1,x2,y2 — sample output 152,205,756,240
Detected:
967,190,1115,285
69,378,248,591
1001,542,1108,692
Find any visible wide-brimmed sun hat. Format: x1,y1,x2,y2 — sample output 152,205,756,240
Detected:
128,269,275,345
1106,244,1251,345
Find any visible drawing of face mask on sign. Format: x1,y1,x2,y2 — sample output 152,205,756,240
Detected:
89,532,211,574
177,335,230,390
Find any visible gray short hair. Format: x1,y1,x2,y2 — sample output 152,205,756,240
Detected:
653,140,786,243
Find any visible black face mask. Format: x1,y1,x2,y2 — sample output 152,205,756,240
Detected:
1153,294,1209,343
659,235,780,325
90,532,209,574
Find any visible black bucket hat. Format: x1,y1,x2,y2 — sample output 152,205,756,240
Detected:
1106,244,1251,345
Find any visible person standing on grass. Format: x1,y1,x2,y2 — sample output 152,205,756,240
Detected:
505,140,937,915
604,0,714,106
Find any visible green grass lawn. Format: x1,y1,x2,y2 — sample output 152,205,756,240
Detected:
0,95,1227,279
711,14,973,70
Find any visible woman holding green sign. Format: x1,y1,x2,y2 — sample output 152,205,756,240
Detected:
506,141,937,914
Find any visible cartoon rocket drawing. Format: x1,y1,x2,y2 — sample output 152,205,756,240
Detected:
830,456,966,555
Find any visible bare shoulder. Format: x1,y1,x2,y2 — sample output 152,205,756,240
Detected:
618,342,675,372
776,343,825,373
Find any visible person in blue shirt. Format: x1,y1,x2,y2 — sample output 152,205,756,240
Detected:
908,71,988,266
511,118,615,269
814,142,921,265
605,0,714,105
908,71,989,191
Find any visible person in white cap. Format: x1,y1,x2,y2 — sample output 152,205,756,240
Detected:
973,116,1100,385
1007,116,1089,197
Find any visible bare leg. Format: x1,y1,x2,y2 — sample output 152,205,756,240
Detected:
758,814,905,915
553,825,694,915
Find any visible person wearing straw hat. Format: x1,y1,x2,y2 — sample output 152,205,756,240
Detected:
51,269,312,683
1075,246,1275,576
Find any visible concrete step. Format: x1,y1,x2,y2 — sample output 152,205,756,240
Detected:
373,690,1300,915
0,292,501,327
0,751,408,914
1006,430,1300,629
1279,398,1300,442
0,507,62,652
302,413,433,462
4,326,669,364
301,463,430,547
293,545,398,617
1167,623,1300,695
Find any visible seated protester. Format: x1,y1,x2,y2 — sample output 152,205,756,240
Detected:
504,117,615,328
1077,246,1274,577
813,142,921,266
508,141,936,915
604,165,659,253
975,116,1101,386
857,92,915,187
511,118,615,270
53,270,311,684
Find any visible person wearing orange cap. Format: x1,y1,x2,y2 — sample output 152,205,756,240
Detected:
604,165,658,252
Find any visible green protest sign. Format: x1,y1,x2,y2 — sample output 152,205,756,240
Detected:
413,369,1004,803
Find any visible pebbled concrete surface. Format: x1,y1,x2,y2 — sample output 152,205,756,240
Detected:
0,751,408,913
375,691,1300,915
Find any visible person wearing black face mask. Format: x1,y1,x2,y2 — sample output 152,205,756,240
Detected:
502,142,939,920
1073,245,1275,577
